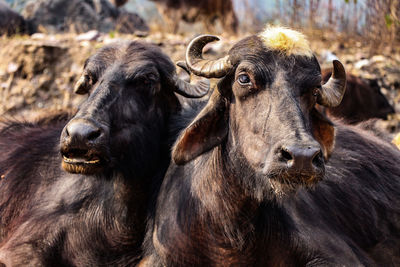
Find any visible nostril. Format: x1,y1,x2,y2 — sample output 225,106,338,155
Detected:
312,150,323,166
65,128,70,137
87,129,101,141
280,147,293,162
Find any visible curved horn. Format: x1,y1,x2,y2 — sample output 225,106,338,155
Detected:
171,74,210,98
186,35,232,78
317,60,346,107
74,74,91,95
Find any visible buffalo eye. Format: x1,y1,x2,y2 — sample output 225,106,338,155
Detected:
238,74,251,85
86,73,97,85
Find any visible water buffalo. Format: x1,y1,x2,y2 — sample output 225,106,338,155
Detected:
142,26,400,266
320,69,395,124
150,0,238,34
0,40,209,266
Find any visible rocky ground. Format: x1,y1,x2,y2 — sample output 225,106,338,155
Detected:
0,30,399,133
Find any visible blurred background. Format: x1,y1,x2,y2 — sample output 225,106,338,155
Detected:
0,0,399,136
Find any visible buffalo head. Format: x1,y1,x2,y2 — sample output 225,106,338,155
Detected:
173,27,346,197
60,41,209,175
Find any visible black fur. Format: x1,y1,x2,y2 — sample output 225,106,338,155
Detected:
143,35,400,266
0,41,202,266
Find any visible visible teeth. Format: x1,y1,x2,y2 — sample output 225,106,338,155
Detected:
87,159,100,164
63,156,100,164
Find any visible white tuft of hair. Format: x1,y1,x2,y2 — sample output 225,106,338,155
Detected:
258,25,313,58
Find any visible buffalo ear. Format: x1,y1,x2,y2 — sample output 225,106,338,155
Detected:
74,75,91,95
311,108,335,160
172,89,229,165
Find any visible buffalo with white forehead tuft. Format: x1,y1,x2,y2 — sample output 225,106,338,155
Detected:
141,26,400,267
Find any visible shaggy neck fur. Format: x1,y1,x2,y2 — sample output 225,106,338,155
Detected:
157,143,311,266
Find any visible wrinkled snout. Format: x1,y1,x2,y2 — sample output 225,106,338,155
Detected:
267,142,325,185
279,145,323,174
60,118,109,174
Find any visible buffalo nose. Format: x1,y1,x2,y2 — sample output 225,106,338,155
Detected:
279,145,323,172
65,120,102,144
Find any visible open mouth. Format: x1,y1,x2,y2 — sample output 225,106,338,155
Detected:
61,149,105,174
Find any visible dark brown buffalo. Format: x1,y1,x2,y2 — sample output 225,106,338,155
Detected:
150,0,238,34
142,28,400,266
0,41,208,266
321,69,395,124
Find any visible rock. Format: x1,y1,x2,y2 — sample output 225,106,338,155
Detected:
370,55,386,63
354,59,370,69
31,33,47,39
114,11,149,35
22,0,148,34
7,62,19,74
76,30,101,41
23,0,100,33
